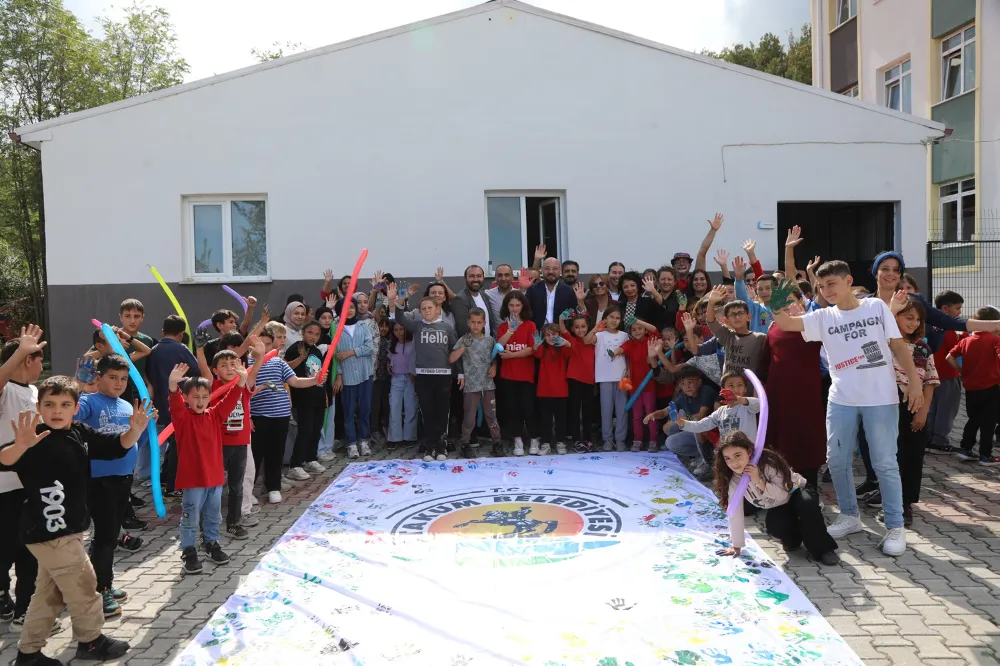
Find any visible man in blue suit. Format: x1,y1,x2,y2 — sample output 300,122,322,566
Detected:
526,257,577,330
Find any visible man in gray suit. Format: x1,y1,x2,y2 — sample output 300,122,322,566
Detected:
451,265,495,337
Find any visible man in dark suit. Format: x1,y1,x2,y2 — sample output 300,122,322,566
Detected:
451,265,494,337
526,257,577,331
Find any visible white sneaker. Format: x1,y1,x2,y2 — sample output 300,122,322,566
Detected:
556,442,567,455
826,514,864,538
615,441,626,452
435,452,447,461
538,443,551,456
359,440,372,456
348,444,359,458
287,467,311,481
630,441,643,452
268,491,282,504
879,527,907,556
317,452,337,463
602,441,613,452
250,495,259,506
303,461,326,474
280,479,293,491
528,439,540,455
241,513,260,527
513,439,525,456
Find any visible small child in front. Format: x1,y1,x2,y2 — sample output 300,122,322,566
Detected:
0,376,152,665
449,307,502,458
714,431,839,566
674,371,761,442
168,362,246,575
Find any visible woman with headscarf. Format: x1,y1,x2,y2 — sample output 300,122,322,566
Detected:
283,301,308,350
332,298,374,458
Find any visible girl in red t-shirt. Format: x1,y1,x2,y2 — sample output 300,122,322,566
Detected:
497,291,538,456
560,314,596,451
614,319,660,452
534,324,572,454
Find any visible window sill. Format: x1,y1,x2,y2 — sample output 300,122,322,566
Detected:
180,276,273,285
829,15,857,34
934,87,977,108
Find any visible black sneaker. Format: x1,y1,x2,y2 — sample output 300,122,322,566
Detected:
76,634,130,661
903,504,914,527
203,541,231,565
121,516,147,531
181,546,203,575
819,551,840,566
446,442,456,453
0,589,13,621
855,478,879,498
491,441,504,457
226,523,249,540
386,441,397,452
926,442,956,455
109,587,127,602
460,444,475,458
117,533,143,551
821,468,832,483
866,491,883,508
781,540,800,552
129,492,146,508
14,651,62,665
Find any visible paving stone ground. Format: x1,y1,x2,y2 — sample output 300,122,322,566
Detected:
3,400,1000,665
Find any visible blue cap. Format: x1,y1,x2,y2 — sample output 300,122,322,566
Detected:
871,251,905,278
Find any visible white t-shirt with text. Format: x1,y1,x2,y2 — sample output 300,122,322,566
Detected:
0,381,38,493
801,298,901,407
594,331,629,383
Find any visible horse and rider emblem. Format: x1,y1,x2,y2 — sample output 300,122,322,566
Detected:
453,507,560,538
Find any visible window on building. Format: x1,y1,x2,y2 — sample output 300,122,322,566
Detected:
884,60,911,113
942,25,976,100
939,179,975,243
485,193,565,272
841,85,859,98
836,0,857,25
184,196,269,281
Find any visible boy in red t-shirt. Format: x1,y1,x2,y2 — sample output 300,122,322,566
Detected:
614,319,660,452
534,324,572,454
559,314,596,452
168,362,246,576
927,291,966,454
208,336,265,538
946,307,1000,462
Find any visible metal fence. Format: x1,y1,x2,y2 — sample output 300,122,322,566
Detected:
927,213,1000,314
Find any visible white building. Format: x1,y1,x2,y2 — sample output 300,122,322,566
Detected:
810,0,999,308
16,0,943,371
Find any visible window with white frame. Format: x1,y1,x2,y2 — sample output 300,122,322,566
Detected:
835,0,857,26
939,179,975,243
884,60,911,113
841,85,859,98
184,196,269,281
941,25,975,101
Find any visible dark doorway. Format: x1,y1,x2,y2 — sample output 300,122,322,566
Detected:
777,202,895,293
525,197,561,262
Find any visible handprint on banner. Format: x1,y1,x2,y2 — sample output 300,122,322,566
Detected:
607,597,636,611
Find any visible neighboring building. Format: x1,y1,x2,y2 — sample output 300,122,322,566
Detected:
17,0,943,371
810,0,999,307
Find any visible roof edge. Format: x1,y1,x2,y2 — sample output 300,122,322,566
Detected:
16,0,945,137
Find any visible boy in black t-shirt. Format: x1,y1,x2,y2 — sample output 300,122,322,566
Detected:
0,376,153,665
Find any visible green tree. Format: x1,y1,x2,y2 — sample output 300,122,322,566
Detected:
702,24,812,85
97,1,188,100
251,40,305,62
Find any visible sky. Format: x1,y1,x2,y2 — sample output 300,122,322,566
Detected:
63,0,811,83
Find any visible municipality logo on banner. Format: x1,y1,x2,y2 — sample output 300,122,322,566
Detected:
387,487,624,566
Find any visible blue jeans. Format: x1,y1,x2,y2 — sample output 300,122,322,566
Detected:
180,486,222,549
342,378,373,444
827,402,903,528
388,374,418,442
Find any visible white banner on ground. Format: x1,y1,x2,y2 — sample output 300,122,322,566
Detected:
174,453,862,665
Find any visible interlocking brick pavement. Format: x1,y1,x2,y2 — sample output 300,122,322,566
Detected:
3,398,1000,664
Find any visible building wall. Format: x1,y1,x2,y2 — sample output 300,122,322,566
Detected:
981,0,1000,225
858,0,931,114
29,5,938,371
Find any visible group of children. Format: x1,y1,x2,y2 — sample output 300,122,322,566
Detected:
1,212,1000,663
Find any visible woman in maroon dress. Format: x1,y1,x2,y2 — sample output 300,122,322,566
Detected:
758,293,826,489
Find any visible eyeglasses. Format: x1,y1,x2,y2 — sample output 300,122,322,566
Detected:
593,282,606,287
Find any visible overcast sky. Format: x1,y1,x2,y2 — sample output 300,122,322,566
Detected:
63,0,810,82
